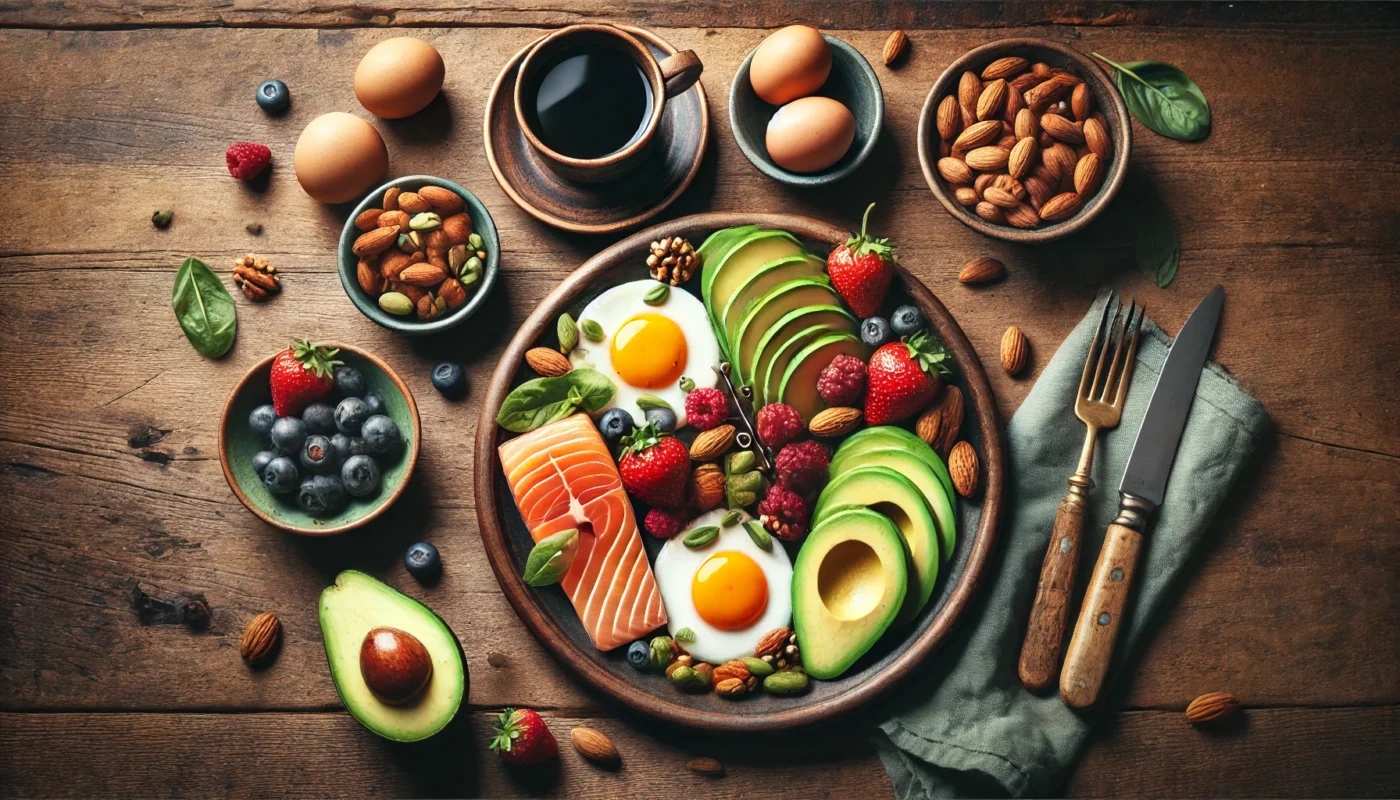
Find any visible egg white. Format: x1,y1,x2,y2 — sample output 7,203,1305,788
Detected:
569,280,721,429
653,508,793,664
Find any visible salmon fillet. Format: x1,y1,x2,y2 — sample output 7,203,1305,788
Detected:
498,413,667,650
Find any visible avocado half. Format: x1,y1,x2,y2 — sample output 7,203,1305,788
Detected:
319,570,467,742
791,507,908,679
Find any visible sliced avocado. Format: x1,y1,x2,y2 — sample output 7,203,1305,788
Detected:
319,570,467,742
840,426,956,503
757,318,850,407
813,466,940,625
720,253,827,345
732,279,843,382
702,230,805,353
697,224,757,264
792,507,908,679
747,305,857,398
830,446,956,565
776,333,868,421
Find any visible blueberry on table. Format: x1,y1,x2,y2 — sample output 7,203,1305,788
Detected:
255,79,290,113
248,404,278,441
430,362,467,399
261,456,299,495
861,316,892,347
341,454,382,498
645,406,677,433
335,397,370,435
626,640,650,671
297,474,347,515
598,408,635,446
890,305,925,337
300,434,339,474
404,542,441,582
333,365,366,399
269,416,308,456
302,402,337,435
252,450,275,476
362,392,385,415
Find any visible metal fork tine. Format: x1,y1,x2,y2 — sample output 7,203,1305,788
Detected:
1112,302,1144,408
1078,295,1115,401
1090,296,1122,401
1099,299,1133,403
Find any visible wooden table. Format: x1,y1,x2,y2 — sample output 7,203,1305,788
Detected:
1,3,1397,797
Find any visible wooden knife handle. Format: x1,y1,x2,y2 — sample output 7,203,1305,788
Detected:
1060,522,1144,710
1018,496,1088,690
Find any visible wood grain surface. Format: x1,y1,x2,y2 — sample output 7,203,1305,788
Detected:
1,9,1398,798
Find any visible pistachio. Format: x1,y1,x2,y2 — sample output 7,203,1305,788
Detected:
152,209,173,228
409,212,442,231
763,669,810,695
461,271,480,288
448,244,467,276
679,376,696,392
581,319,605,342
744,519,773,551
668,665,709,692
721,510,741,527
468,232,484,250
683,526,719,549
378,292,414,316
557,313,579,354
674,627,696,643
728,450,756,475
397,231,422,253
644,283,670,305
649,635,674,670
742,656,774,677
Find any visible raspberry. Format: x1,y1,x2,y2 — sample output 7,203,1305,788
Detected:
643,507,687,539
758,483,809,542
817,354,868,407
226,142,272,181
756,403,805,447
775,440,830,494
684,387,728,431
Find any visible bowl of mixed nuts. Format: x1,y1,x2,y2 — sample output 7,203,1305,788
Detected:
917,39,1131,243
337,175,501,335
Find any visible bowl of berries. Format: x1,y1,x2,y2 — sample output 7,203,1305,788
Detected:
219,340,421,536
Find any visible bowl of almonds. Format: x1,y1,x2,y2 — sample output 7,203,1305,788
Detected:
338,175,501,335
917,39,1131,243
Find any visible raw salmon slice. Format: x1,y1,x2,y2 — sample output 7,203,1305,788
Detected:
499,413,667,650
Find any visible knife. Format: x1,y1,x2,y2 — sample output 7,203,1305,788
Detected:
1059,286,1225,710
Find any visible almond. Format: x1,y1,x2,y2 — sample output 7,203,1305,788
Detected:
399,262,448,287
754,626,791,657
984,186,1020,210
1009,71,1042,93
1024,176,1054,210
948,441,980,497
240,612,282,667
958,255,1005,285
938,139,953,159
1024,73,1077,111
354,208,384,231
975,201,1006,224
382,187,401,211
377,209,410,233
975,79,1007,121
965,146,1009,171
992,174,1026,199
981,56,1028,81
958,71,982,127
1039,192,1082,222
690,424,736,461
1001,325,1029,374
1014,107,1039,140
688,758,725,776
1032,62,1052,78
1002,85,1024,126
810,407,863,438
1043,143,1078,180
418,185,464,216
526,347,571,377
1185,692,1240,724
691,463,724,512
442,214,473,245
951,119,1001,155
936,95,961,141
996,133,1018,150
380,250,414,280
1071,82,1092,121
424,229,451,252
438,277,467,310
395,282,427,305
1008,137,1038,179
1083,117,1113,160
351,226,399,257
974,172,996,198
882,29,908,66
1004,203,1040,228
1074,153,1104,196
916,385,964,456
1041,113,1085,145
570,727,621,766
396,191,430,214
356,259,383,296
954,186,980,206
937,157,973,185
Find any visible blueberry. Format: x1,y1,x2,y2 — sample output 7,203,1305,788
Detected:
645,406,677,433
335,397,370,435
861,316,893,347
255,79,290,114
404,542,441,582
626,640,651,671
300,434,338,474
340,454,381,498
362,392,386,415
269,416,308,456
891,305,925,337
597,408,635,447
252,450,276,476
297,474,346,516
333,365,366,399
430,362,467,399
261,456,299,495
301,402,337,435
361,415,403,456
248,404,277,442
330,433,369,463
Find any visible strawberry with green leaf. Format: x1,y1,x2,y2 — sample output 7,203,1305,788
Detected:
827,202,897,319
269,340,342,416
864,331,953,425
489,707,558,767
618,421,689,509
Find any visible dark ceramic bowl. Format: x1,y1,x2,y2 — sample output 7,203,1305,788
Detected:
917,39,1132,244
338,176,501,336
219,344,421,536
729,35,884,187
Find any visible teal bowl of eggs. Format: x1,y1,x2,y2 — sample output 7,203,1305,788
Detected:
219,343,421,536
729,26,884,187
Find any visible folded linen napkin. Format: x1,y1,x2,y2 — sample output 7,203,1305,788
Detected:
874,293,1270,798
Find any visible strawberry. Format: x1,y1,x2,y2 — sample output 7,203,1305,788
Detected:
827,202,897,319
269,340,341,416
617,421,689,509
864,331,953,425
489,707,558,767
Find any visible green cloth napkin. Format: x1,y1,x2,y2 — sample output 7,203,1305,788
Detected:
874,293,1270,798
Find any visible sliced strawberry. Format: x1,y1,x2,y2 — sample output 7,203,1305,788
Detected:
864,331,952,425
618,421,690,509
269,340,341,416
827,203,896,319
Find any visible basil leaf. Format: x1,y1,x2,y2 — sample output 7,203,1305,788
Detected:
674,627,696,643
522,528,579,586
643,283,670,305
1093,53,1210,141
1132,184,1181,288
171,257,237,358
496,369,617,433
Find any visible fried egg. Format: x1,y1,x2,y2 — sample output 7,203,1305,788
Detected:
569,280,721,428
653,508,793,664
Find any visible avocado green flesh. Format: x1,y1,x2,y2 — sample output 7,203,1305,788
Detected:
759,322,839,408
830,447,956,565
733,280,843,385
702,231,804,352
841,426,956,502
813,466,940,625
777,333,868,421
747,305,856,397
720,254,827,345
697,225,756,264
792,507,908,680
319,570,466,742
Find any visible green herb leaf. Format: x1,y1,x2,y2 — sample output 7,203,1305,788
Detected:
643,283,670,305
522,528,580,586
496,369,616,432
171,257,237,358
745,520,773,551
580,319,605,342
682,526,719,549
721,510,741,527
557,313,579,354
1137,209,1180,288
679,376,696,393
1092,54,1210,141
674,627,696,643
635,394,672,413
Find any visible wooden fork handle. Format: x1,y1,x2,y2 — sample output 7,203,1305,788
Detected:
1060,522,1144,710
1018,495,1088,690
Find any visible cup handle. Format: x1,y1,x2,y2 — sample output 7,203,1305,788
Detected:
657,50,703,98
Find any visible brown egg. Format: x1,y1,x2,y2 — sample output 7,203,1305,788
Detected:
765,96,856,173
749,25,832,106
354,37,445,119
294,113,389,204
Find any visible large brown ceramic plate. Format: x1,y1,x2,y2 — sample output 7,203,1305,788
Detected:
474,213,1003,732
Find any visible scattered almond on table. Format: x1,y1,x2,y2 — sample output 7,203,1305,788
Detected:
882,30,909,66
570,727,621,766
1185,692,1240,724
1001,325,1029,375
240,611,282,667
958,255,1006,285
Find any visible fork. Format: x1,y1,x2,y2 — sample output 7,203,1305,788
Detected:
1018,295,1143,691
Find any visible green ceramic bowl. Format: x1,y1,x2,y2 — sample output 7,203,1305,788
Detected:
219,344,421,536
338,175,501,336
728,35,884,187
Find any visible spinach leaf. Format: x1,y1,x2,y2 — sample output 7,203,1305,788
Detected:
495,369,616,433
1092,54,1211,141
1136,202,1181,288
522,528,579,586
171,257,237,357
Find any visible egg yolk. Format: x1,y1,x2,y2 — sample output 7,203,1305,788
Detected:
692,550,768,631
609,313,687,389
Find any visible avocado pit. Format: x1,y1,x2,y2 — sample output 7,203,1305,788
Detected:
360,627,433,706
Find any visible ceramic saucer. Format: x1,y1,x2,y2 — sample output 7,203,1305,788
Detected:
484,25,709,235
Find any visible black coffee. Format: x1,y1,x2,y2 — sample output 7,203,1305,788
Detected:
530,46,653,159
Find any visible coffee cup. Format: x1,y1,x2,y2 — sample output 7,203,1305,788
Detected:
515,24,703,183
